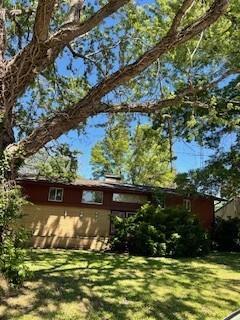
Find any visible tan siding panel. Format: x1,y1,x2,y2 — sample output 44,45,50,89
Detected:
21,204,111,248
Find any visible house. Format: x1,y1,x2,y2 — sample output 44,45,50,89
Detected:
215,197,240,220
18,175,219,250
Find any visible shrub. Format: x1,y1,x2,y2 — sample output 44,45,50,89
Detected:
213,217,240,252
110,204,210,258
0,169,30,286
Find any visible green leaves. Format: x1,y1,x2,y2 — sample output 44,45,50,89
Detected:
20,144,80,183
0,159,29,286
110,203,210,257
91,117,175,186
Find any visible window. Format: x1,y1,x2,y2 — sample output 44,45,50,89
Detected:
48,188,64,202
126,212,136,218
112,193,148,204
183,199,191,212
82,190,103,204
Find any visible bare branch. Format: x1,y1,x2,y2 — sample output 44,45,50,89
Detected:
5,0,129,111
67,44,106,76
33,0,56,42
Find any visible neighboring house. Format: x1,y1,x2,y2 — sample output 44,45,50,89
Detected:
215,197,240,220
18,175,219,250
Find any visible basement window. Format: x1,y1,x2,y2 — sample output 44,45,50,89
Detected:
183,199,191,212
82,190,103,204
48,188,64,202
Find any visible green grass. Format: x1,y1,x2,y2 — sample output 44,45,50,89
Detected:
0,250,240,320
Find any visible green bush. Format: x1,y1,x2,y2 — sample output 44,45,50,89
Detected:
0,183,30,286
213,217,240,252
110,204,210,258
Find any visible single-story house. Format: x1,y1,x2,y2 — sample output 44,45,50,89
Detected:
18,175,220,250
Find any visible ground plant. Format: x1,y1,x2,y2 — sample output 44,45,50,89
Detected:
110,204,210,257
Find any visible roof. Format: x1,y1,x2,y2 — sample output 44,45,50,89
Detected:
17,175,226,201
18,176,154,194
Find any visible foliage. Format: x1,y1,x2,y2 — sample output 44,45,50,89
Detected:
128,124,176,186
1,0,237,172
91,116,130,179
110,204,210,257
160,73,240,198
213,217,240,252
91,118,175,187
0,166,29,285
175,142,240,199
19,144,80,182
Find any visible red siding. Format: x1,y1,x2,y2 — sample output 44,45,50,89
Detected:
20,181,148,212
165,194,214,230
19,180,214,231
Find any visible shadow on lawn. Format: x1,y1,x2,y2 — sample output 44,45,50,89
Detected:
1,250,240,320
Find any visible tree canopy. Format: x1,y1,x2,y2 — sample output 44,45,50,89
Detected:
0,0,236,176
91,117,175,186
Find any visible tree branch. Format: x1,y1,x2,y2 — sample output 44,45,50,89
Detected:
66,0,84,24
33,0,56,42
0,3,6,62
5,0,229,164
7,66,237,164
168,0,195,35
5,0,129,113
99,100,210,114
47,0,129,49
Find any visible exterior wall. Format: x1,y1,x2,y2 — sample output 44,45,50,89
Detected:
20,181,149,212
165,194,214,230
19,180,215,249
215,198,240,220
21,204,111,250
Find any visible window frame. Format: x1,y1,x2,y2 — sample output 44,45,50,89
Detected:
48,187,64,202
81,190,103,205
112,192,147,204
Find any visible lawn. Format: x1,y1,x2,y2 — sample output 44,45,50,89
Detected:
0,250,239,320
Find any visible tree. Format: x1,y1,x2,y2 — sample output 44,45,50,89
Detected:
91,118,175,186
174,76,240,199
128,124,175,186
175,143,240,199
0,0,233,176
19,144,80,182
91,116,130,179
